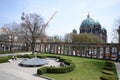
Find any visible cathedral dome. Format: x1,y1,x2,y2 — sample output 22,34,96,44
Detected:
73,29,77,34
101,28,107,33
94,21,101,29
94,21,100,26
80,14,95,28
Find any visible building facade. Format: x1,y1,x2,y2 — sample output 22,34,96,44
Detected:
79,14,107,42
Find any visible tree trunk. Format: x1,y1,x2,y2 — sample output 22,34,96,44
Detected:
31,41,35,54
10,41,13,53
25,42,29,51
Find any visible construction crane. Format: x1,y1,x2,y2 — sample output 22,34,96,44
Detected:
44,11,57,27
41,11,57,42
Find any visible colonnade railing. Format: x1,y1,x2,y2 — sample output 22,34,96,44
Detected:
36,42,120,60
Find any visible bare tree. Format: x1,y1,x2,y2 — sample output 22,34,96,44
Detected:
53,35,63,42
64,33,72,43
0,27,9,41
112,17,120,43
21,13,45,54
5,22,20,52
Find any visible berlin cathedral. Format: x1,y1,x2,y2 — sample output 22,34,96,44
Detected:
73,14,107,42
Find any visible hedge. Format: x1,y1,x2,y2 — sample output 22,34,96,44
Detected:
104,66,113,71
16,54,34,58
104,61,114,67
46,61,75,73
37,67,47,75
37,56,75,75
100,61,116,80
100,74,115,80
102,70,114,75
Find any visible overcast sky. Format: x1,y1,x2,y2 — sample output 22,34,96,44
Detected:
0,0,120,43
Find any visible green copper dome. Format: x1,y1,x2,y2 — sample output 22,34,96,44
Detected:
101,27,107,33
73,29,77,34
94,21,100,26
80,14,95,28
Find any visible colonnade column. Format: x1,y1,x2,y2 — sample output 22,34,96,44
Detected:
109,46,112,60
103,47,106,59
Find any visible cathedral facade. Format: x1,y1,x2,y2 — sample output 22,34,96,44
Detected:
79,14,107,42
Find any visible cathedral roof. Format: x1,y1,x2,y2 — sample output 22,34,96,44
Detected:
80,13,95,28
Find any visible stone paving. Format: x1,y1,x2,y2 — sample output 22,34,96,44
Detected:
115,62,120,80
0,58,60,80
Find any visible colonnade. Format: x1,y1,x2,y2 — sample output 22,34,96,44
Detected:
36,42,120,60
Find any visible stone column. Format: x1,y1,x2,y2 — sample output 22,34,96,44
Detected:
56,45,58,54
109,46,112,60
103,47,106,59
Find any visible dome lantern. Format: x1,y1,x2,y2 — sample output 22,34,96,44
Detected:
87,13,90,18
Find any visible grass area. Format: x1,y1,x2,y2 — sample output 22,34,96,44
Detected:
0,51,11,54
39,53,105,80
0,56,9,63
0,50,27,54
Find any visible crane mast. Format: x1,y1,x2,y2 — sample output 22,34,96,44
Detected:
45,11,57,27
41,11,57,42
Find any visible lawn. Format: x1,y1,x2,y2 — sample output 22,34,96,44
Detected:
39,53,105,80
0,50,26,54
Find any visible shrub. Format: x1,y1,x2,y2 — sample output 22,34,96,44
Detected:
24,54,33,58
102,70,114,75
0,56,9,63
37,67,47,75
104,61,113,67
37,55,46,58
16,55,25,58
104,66,113,71
16,54,34,58
100,60,116,80
100,74,115,80
46,56,60,59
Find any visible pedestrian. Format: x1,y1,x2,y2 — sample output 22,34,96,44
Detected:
8,59,11,63
12,55,15,60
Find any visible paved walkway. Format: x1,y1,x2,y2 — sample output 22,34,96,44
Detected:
0,58,60,80
115,62,120,80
